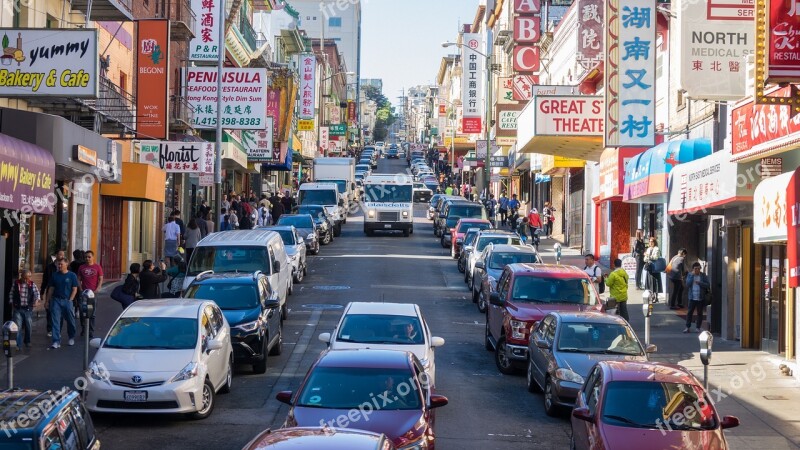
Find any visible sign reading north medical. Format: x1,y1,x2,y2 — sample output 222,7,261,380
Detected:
139,141,214,173
534,96,604,136
461,33,484,134
189,0,220,60
184,67,267,129
0,29,98,97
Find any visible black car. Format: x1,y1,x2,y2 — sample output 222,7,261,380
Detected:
277,214,320,255
184,272,283,374
297,205,335,245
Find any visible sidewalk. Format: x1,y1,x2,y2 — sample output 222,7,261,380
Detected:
537,238,800,450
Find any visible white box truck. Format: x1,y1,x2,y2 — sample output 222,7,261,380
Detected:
312,157,356,219
298,182,344,236
362,174,414,237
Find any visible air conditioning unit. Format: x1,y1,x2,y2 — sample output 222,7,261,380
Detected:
745,54,756,98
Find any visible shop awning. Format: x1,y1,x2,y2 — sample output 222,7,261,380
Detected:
261,142,292,172
623,138,712,204
667,150,757,215
100,162,166,202
0,133,56,214
753,168,800,243
541,155,585,176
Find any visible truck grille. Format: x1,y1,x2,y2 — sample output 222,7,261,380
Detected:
378,211,400,222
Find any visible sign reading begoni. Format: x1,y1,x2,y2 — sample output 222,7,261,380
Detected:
0,29,98,97
136,20,170,139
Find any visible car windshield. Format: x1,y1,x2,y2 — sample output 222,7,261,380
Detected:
364,184,413,202
457,221,490,233
188,246,268,276
488,252,539,269
297,367,422,410
273,229,295,245
336,314,424,345
511,276,598,305
298,189,337,205
413,183,426,189
449,205,485,219
601,381,717,430
298,206,325,219
477,236,521,252
556,322,643,355
464,231,480,246
104,317,197,350
184,283,259,310
321,180,347,194
277,215,313,229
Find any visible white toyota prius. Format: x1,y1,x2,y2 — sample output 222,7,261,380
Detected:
84,299,233,420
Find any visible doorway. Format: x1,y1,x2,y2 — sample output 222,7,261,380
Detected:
761,245,786,355
100,197,123,280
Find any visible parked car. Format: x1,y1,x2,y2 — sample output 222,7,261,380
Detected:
276,349,448,450
457,228,483,273
464,230,522,285
317,302,445,387
268,225,308,285
297,205,335,245
428,194,447,220
437,200,487,241
242,427,397,450
276,214,320,255
431,195,460,234
527,312,654,416
472,244,541,312
413,182,433,203
183,272,283,373
0,388,99,449
571,361,740,450
485,264,604,375
85,299,233,419
450,218,492,258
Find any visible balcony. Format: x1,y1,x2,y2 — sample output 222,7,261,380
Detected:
238,15,258,51
170,96,194,131
71,0,133,20
170,0,196,41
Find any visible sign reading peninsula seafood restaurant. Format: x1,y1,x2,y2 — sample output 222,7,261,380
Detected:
0,29,98,97
184,67,267,130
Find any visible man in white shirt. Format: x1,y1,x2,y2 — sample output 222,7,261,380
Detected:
583,253,602,290
256,203,271,227
162,216,181,266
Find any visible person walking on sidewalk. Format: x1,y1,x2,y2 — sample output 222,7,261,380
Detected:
485,194,497,227
139,260,168,299
47,258,79,349
583,254,603,293
667,248,688,310
184,219,202,262
542,202,556,238
77,250,103,339
162,215,181,266
684,262,710,333
518,217,531,244
632,229,646,289
644,237,663,297
498,192,509,226
41,249,64,338
9,269,40,349
605,259,629,322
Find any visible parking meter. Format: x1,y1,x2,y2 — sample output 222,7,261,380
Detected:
3,321,18,389
554,243,562,265
642,290,654,345
699,331,713,389
80,290,96,371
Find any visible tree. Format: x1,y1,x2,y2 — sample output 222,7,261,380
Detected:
362,85,397,141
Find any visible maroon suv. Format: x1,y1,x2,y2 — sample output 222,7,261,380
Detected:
485,263,604,375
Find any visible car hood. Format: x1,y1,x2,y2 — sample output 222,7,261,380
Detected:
290,407,425,443
556,352,647,378
600,425,727,450
507,302,596,322
286,246,299,257
329,342,430,362
486,268,503,283
222,307,261,327
296,227,315,238
94,348,196,373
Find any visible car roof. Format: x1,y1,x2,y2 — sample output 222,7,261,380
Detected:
244,427,387,450
477,230,519,238
345,302,419,317
599,361,700,385
198,229,279,246
0,389,78,434
122,298,206,319
278,214,313,220
316,349,414,369
193,272,263,284
265,225,296,232
488,244,537,253
506,263,589,278
552,311,629,325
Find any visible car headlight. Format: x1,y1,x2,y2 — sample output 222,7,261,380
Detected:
235,319,261,333
510,320,527,340
555,368,585,385
399,434,428,450
306,233,316,240
88,361,108,381
170,362,199,383
368,209,376,218
402,210,409,217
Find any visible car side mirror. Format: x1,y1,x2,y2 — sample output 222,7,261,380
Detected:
276,390,293,405
489,292,504,306
272,260,281,273
430,336,445,347
646,344,658,353
206,338,223,351
297,236,305,244
265,294,280,310
429,394,449,409
475,261,485,270
89,338,102,349
721,415,740,429
318,332,332,344
534,336,550,349
572,407,594,423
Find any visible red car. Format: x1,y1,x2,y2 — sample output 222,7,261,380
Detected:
276,349,448,450
450,218,492,258
571,361,740,450
242,427,396,450
485,263,605,374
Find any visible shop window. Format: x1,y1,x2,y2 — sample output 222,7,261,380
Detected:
119,71,128,94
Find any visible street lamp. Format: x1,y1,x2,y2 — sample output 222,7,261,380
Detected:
319,71,354,157
442,40,493,198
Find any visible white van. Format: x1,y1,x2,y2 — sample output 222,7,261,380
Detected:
298,183,344,236
184,230,293,319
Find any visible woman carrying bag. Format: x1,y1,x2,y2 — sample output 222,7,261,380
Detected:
111,263,141,309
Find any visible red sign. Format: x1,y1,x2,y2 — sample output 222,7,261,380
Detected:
576,0,604,70
347,101,356,124
267,88,281,140
788,167,800,287
514,0,541,14
514,16,540,43
463,117,482,134
731,86,800,156
768,0,800,80
136,20,169,139
513,46,540,72
512,74,539,101
438,103,446,116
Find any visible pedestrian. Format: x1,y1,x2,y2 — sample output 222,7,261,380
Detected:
196,210,209,238
445,185,453,195
542,201,556,238
257,201,272,227
114,263,141,309
632,229,646,289
528,207,542,234
162,215,181,266
163,256,187,298
77,250,103,339
139,260,168,299
41,249,64,338
69,249,85,275
46,258,79,349
667,248,688,310
205,211,215,233
185,218,202,261
485,194,497,227
470,185,478,202
228,208,239,230
583,253,604,293
229,195,241,219
518,216,531,244
508,194,521,223
219,207,230,231
259,194,269,208
272,199,285,225
172,210,186,247
684,262,710,333
605,259,630,322
239,202,253,230
249,190,257,203
498,192,509,226
9,269,40,349
281,190,295,213
644,237,663,297
221,194,230,212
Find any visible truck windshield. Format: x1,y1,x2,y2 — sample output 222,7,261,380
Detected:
318,179,347,194
299,189,337,205
364,184,413,202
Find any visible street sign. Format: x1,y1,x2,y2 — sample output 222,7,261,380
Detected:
489,156,508,167
329,123,347,136
298,120,314,131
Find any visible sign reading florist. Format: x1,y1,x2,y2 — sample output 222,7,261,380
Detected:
0,29,98,97
184,68,267,129
461,33,484,134
139,141,214,173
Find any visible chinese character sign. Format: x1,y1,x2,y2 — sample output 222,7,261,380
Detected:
577,0,604,71
605,0,656,147
184,68,268,129
267,88,282,137
299,54,316,120
243,118,275,163
767,0,800,80
139,141,214,173
461,33,485,134
190,0,220,61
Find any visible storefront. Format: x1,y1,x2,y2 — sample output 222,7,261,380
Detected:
595,148,642,267
541,156,585,245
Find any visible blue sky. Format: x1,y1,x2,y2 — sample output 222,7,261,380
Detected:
361,0,480,107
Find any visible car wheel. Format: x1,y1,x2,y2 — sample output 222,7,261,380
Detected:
311,242,320,255
328,229,335,242
410,227,413,235
472,285,479,303
440,236,448,248
495,336,517,375
190,379,215,420
403,229,410,237
484,320,494,352
464,269,470,284
288,279,293,296
527,358,542,393
477,289,488,313
457,257,465,273
269,325,283,356
253,337,268,374
333,224,342,237
321,230,331,245
544,377,560,416
281,304,288,322
220,354,233,393
294,265,304,283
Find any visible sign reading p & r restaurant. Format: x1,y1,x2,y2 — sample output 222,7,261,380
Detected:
0,29,98,97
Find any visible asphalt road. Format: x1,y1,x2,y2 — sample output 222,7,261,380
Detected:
9,157,571,449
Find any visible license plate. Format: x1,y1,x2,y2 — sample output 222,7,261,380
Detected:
384,224,392,228
124,390,147,402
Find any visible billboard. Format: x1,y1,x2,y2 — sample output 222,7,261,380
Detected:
136,20,170,139
184,68,268,129
534,95,604,136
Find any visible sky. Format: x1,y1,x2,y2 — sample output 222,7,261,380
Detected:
360,0,481,108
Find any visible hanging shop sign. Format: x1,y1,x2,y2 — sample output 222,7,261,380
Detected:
765,0,800,81
243,117,275,163
189,0,220,61
577,0,604,71
731,87,800,161
298,54,316,120
136,20,170,139
598,147,642,201
184,67,267,129
139,141,214,173
0,135,55,214
347,100,356,124
461,33,484,134
329,123,346,136
533,95,604,136
788,167,800,287
298,119,314,131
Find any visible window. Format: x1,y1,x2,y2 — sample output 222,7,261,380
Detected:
584,369,601,415
329,17,342,27
46,14,59,29
119,71,128,93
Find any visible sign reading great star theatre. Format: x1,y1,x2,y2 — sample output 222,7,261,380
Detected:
0,29,98,97
184,67,267,129
460,33,484,134
139,141,214,173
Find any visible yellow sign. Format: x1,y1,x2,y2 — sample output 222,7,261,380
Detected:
541,155,585,174
298,120,314,131
444,137,452,147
